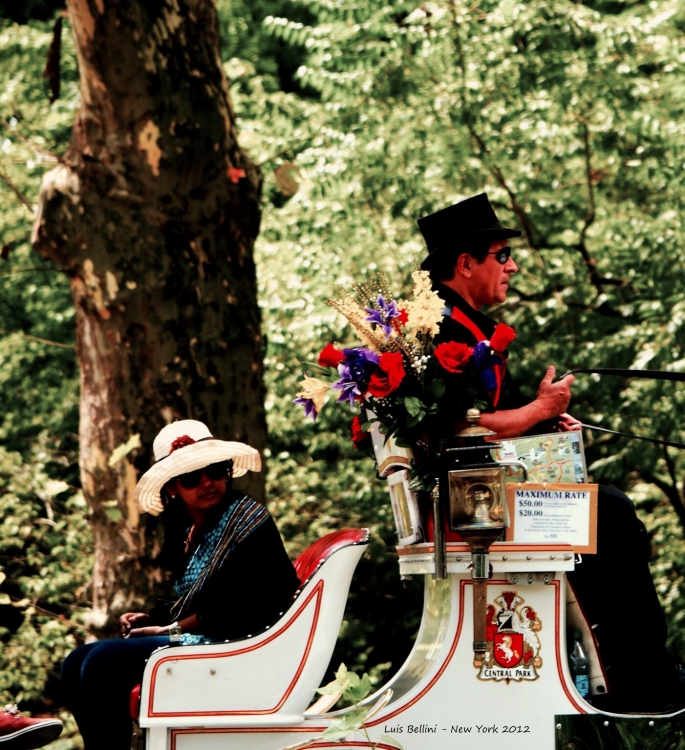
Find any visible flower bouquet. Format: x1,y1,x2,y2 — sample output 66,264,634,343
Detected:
294,270,515,487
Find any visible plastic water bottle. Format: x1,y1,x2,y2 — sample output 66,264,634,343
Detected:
569,630,590,698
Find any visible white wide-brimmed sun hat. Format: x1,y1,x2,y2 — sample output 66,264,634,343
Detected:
134,419,261,516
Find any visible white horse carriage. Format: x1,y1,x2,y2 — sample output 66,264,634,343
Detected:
130,414,684,750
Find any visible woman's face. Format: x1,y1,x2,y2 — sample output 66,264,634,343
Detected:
168,462,228,515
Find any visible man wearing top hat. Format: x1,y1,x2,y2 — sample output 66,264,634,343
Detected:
417,193,685,713
419,193,578,438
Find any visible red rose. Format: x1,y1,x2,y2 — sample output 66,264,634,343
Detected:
318,342,345,368
434,341,472,373
351,415,369,448
367,351,405,397
490,323,516,353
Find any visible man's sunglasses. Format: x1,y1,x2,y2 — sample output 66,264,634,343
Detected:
487,246,512,264
175,461,229,490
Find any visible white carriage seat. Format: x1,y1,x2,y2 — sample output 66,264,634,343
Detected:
135,528,370,729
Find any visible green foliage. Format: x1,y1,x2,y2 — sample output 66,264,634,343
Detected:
0,17,88,715
298,663,402,748
318,662,373,705
215,0,315,92
0,19,79,457
0,0,65,25
0,447,90,708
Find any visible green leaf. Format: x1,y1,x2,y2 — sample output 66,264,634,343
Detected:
300,362,335,378
322,706,370,740
474,398,489,413
379,734,405,749
108,433,141,467
104,507,124,523
317,663,357,695
403,396,424,417
345,671,372,703
429,378,446,399
393,434,413,448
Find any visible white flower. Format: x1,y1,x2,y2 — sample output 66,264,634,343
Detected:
295,376,330,413
404,270,445,339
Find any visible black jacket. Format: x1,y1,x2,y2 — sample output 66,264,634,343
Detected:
434,284,529,412
150,500,299,641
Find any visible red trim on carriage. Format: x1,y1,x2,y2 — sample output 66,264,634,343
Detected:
294,528,369,584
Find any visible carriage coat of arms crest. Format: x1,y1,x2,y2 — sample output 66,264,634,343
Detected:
476,590,543,682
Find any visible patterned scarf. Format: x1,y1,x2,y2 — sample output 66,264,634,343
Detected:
169,495,269,622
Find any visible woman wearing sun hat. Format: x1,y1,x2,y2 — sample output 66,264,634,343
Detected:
61,420,299,750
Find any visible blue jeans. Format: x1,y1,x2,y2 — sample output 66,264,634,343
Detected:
61,636,169,750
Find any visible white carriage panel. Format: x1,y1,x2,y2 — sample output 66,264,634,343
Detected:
357,575,587,750
171,728,324,750
146,726,168,750
140,543,367,728
148,598,318,715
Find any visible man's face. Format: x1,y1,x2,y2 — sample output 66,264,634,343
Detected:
468,239,518,307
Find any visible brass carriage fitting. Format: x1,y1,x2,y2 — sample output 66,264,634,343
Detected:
436,408,527,664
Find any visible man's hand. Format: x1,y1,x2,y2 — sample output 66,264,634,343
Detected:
535,366,574,419
120,612,150,637
556,412,582,431
479,366,576,440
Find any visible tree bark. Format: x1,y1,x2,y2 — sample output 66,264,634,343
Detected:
31,0,266,636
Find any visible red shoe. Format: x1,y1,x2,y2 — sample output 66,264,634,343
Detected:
0,705,62,749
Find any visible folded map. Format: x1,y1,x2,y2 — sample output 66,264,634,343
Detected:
492,431,588,485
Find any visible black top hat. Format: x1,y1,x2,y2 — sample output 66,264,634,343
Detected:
418,193,521,271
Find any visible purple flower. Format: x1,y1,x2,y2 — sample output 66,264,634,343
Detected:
331,362,363,407
330,349,380,407
331,378,362,407
343,348,380,382
472,341,502,392
294,396,318,421
472,341,492,371
364,295,400,338
478,367,498,392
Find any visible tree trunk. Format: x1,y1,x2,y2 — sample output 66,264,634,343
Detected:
31,0,265,637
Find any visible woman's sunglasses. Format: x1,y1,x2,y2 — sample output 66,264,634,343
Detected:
487,246,512,264
175,461,229,490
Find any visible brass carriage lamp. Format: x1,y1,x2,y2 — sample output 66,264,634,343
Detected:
438,409,527,665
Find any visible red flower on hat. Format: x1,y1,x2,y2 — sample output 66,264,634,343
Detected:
318,342,345,368
435,341,472,373
170,435,196,453
367,351,405,397
489,323,516,353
